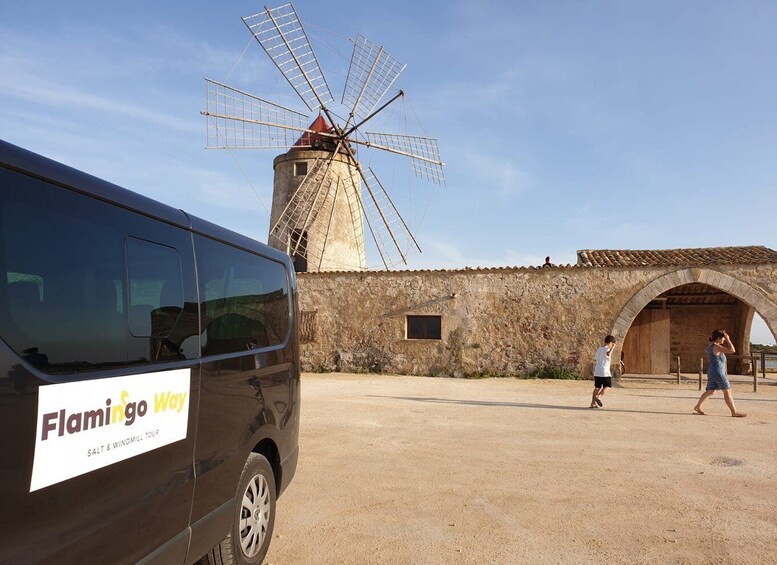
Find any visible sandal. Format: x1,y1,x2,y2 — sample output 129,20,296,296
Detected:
595,398,603,407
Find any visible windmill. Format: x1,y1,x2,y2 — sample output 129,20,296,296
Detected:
202,2,444,271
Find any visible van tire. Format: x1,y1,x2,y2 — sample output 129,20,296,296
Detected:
201,453,277,565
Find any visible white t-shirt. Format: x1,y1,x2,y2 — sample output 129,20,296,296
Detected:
594,345,612,377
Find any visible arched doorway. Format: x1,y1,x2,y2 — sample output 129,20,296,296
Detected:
623,283,749,374
611,269,777,375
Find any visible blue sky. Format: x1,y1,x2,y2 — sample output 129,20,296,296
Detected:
2,1,775,342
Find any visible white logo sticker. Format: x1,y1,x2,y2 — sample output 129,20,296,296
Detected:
30,368,191,492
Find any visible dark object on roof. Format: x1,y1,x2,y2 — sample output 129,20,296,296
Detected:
576,246,777,268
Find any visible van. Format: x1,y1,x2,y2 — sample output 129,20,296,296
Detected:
0,140,300,564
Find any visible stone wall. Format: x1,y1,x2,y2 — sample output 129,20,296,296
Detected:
296,264,777,377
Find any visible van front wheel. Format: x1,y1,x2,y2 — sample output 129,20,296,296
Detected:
202,453,277,565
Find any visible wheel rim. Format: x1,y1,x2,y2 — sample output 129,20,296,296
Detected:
239,472,271,558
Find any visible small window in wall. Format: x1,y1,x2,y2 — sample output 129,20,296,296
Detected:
294,161,308,176
407,315,441,340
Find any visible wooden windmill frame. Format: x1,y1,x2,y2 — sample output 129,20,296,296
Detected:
202,3,445,270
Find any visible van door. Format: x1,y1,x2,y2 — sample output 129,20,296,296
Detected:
0,168,200,564
185,234,295,558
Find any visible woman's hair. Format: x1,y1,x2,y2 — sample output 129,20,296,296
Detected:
709,329,725,342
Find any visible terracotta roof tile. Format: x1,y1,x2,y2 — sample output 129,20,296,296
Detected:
576,246,777,267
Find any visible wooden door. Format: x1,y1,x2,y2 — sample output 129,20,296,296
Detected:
623,309,671,374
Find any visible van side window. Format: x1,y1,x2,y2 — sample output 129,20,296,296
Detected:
0,168,198,373
126,238,184,337
125,237,199,361
195,235,290,356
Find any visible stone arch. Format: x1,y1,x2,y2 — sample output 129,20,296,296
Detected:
610,268,777,345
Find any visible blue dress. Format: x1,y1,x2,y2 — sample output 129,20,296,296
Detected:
706,343,731,391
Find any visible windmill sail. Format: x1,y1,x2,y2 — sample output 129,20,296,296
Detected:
242,3,334,111
363,132,445,185
206,2,444,271
268,151,369,271
352,167,421,269
203,79,311,148
342,34,406,125
269,157,340,268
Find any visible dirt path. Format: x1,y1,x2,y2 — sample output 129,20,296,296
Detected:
265,374,777,564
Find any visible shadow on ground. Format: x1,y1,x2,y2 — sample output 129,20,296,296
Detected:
366,395,685,416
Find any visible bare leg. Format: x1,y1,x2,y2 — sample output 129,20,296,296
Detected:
723,390,746,417
694,390,715,414
591,388,603,408
594,386,605,407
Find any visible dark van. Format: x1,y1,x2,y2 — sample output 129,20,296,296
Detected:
0,140,299,565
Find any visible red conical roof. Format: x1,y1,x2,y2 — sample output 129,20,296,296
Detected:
292,114,333,150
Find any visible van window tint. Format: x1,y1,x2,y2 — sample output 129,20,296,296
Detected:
196,235,290,356
126,238,184,337
0,168,198,373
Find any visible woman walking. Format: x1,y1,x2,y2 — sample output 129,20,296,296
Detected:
693,329,747,417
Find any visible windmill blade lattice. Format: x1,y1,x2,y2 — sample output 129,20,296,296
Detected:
269,157,337,254
342,34,406,124
364,132,445,185
341,172,368,269
268,156,365,271
355,167,421,269
205,2,444,271
203,79,311,149
270,155,369,271
242,3,334,111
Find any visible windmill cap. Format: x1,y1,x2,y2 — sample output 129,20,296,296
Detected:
292,115,334,150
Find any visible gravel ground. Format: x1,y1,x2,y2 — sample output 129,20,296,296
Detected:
265,373,777,565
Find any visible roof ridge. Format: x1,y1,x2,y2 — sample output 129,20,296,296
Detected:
576,245,777,268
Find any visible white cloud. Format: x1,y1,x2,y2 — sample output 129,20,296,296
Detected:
0,30,198,134
407,235,562,270
6,77,198,134
452,149,531,198
193,169,271,213
139,21,272,84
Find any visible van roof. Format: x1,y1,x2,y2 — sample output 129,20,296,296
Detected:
0,140,291,266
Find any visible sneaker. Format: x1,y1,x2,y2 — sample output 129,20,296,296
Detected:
595,397,603,407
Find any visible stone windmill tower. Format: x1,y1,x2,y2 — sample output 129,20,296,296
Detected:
202,3,445,271
269,115,366,272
